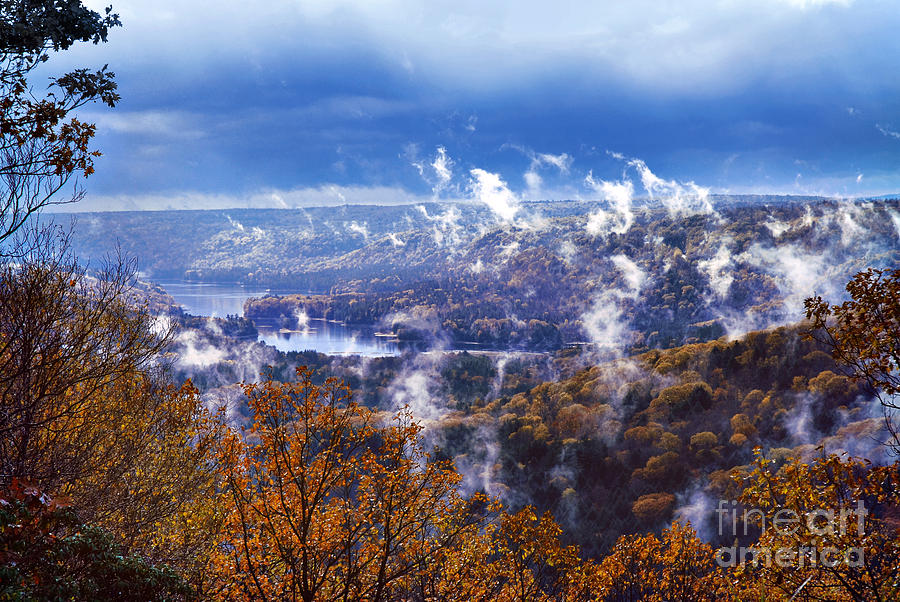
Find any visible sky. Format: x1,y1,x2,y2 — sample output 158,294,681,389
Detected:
41,0,900,211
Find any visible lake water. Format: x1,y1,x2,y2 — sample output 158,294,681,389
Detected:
157,280,399,356
256,322,399,356
156,280,275,318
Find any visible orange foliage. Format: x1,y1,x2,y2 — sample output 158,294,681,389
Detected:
210,368,477,600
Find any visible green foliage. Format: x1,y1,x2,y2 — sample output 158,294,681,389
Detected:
0,480,190,601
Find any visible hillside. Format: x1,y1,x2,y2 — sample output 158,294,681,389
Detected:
57,197,900,354
241,198,899,353
166,310,889,559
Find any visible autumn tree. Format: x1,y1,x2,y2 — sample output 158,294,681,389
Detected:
422,505,602,602
594,522,731,602
0,231,223,582
0,3,223,578
805,267,900,449
733,449,900,601
210,367,481,601
0,233,167,484
209,367,612,602
0,0,225,592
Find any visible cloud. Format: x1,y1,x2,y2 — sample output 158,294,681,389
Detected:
737,242,828,322
585,172,635,237
584,155,714,237
44,1,900,206
175,330,226,367
346,220,369,239
534,152,572,173
876,124,900,140
410,146,456,198
524,170,543,195
627,158,715,218
74,0,868,97
225,215,245,232
523,152,572,198
697,243,734,300
431,146,453,193
503,145,573,198
610,254,645,294
782,0,853,8
80,109,205,140
581,254,646,355
416,204,466,248
469,169,521,224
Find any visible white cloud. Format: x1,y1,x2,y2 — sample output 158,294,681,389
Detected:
582,254,646,355
584,155,714,236
346,220,369,239
225,215,245,232
610,254,645,293
782,0,853,8
697,243,734,299
534,152,572,173
469,169,521,224
74,0,869,98
416,204,466,248
387,232,406,247
80,109,205,140
431,146,453,192
627,158,715,218
511,147,572,199
585,172,635,237
877,124,900,140
175,330,226,367
524,170,543,195
411,146,456,198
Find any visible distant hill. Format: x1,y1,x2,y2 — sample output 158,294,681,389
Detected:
54,196,900,353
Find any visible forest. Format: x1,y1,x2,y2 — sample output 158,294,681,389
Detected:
62,197,900,353
2,2,900,601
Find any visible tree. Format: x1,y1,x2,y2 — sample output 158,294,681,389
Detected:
413,503,602,601
0,230,224,583
0,232,168,485
805,267,900,449
210,367,478,601
0,0,224,592
1,0,120,248
735,449,900,601
210,368,609,601
594,522,731,602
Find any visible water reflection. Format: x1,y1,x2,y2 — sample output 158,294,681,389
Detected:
157,280,399,356
156,280,274,318
257,320,399,356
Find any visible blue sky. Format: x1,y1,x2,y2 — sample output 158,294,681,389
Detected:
45,0,900,210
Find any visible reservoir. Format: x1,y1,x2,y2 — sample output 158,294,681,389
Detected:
156,280,399,356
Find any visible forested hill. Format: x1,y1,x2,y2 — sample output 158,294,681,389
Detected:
166,313,892,559
55,197,899,354
53,195,866,286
